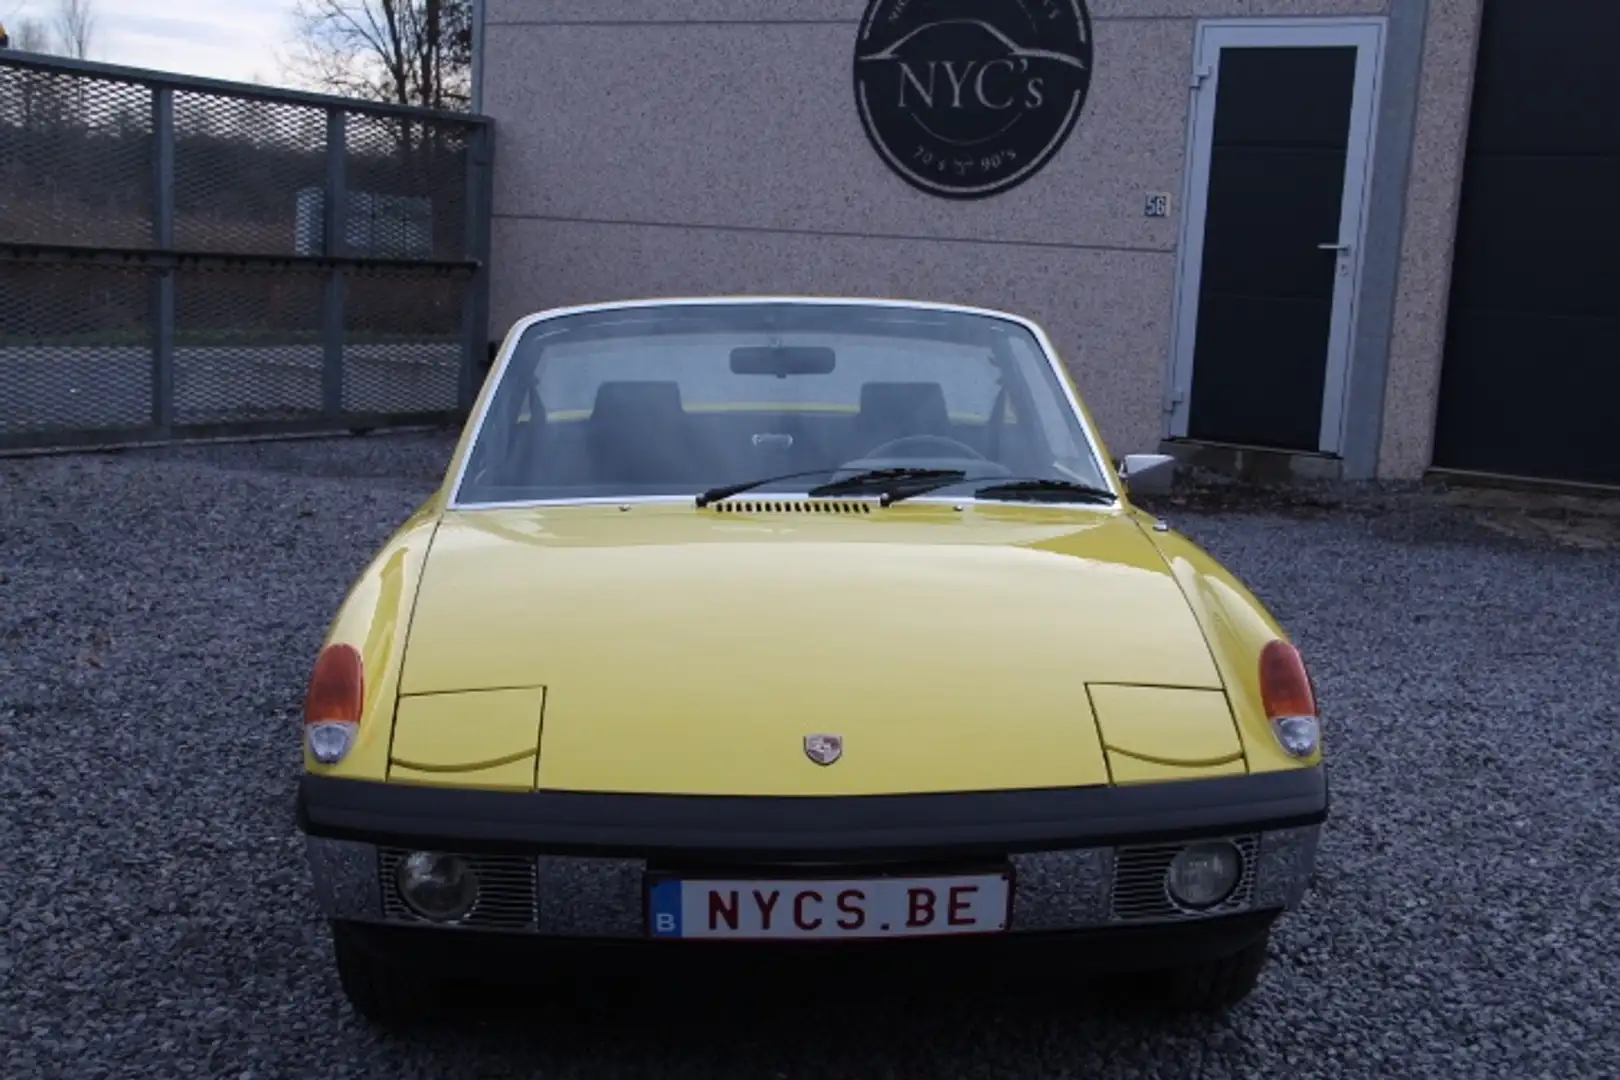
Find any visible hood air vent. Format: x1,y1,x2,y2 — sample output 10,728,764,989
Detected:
708,500,873,515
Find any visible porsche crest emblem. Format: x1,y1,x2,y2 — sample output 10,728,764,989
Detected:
803,734,843,765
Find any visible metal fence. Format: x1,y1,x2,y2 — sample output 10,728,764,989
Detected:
0,51,493,453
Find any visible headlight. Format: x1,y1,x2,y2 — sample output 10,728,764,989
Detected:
395,852,479,922
1165,840,1242,910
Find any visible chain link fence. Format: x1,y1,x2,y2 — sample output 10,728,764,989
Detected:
0,52,493,452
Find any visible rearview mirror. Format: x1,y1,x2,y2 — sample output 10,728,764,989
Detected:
1118,453,1176,495
730,345,836,377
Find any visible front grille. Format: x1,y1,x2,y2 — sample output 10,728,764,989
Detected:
370,839,1262,932
708,499,873,514
378,849,539,930
1108,835,1259,923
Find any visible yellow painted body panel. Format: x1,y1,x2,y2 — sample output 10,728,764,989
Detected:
1137,526,1324,774
390,757,538,790
303,492,1322,793
1087,685,1245,767
387,687,546,789
402,505,1221,696
392,504,1227,795
301,501,441,782
535,664,1108,796
1107,752,1248,785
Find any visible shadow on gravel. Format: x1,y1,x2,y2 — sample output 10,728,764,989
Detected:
383,966,1225,1063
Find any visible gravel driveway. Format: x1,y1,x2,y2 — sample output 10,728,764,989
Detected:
3,432,1616,1079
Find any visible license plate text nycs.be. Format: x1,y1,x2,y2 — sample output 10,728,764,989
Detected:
646,873,1011,940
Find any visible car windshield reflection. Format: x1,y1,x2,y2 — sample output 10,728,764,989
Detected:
455,302,1111,506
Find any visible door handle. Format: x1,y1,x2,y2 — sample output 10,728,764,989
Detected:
1317,242,1351,252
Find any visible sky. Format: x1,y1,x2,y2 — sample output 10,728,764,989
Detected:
4,0,298,84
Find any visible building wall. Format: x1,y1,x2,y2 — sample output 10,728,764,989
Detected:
483,0,1478,478
1377,0,1483,479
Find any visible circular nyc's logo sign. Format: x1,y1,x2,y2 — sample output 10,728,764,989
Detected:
854,0,1093,199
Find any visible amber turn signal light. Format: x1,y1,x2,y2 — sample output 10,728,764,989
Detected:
1259,639,1320,759
1258,639,1315,719
304,643,363,765
305,643,364,723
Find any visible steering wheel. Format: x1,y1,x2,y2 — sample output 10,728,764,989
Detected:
862,434,988,461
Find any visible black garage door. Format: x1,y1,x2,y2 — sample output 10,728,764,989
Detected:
1431,0,1620,485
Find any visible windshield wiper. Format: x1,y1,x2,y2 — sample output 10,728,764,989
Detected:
972,477,1116,504
698,468,1101,510
694,468,845,508
806,467,967,507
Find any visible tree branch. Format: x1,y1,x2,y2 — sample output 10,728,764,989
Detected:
284,0,471,111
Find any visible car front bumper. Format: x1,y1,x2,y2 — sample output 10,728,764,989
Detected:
298,767,1326,970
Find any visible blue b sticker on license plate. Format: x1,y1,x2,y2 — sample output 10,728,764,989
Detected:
647,873,1011,939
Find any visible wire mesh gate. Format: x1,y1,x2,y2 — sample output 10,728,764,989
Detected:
0,52,494,453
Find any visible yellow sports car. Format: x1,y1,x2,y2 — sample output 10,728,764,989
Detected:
296,297,1326,1024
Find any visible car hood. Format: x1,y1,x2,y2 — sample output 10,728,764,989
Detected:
394,503,1234,795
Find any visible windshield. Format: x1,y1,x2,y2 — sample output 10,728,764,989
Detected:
453,302,1111,506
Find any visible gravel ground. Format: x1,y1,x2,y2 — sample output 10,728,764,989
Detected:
3,431,1618,1079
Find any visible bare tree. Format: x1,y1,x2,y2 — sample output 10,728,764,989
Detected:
50,0,94,59
286,0,472,111
12,15,53,52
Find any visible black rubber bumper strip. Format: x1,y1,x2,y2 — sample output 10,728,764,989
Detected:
296,767,1328,860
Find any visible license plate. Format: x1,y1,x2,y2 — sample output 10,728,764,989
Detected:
646,872,1011,940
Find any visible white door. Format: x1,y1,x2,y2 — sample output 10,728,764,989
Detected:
1165,20,1385,455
